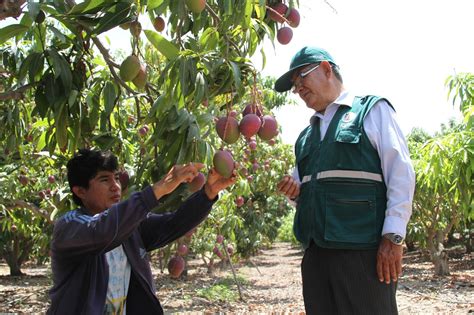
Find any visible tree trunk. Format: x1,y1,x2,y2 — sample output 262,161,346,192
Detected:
430,241,450,276
3,235,31,276
9,259,24,276
4,249,25,276
405,239,416,252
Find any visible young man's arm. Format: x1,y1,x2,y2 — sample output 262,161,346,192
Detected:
139,189,217,251
51,186,160,259
139,167,235,251
52,163,205,259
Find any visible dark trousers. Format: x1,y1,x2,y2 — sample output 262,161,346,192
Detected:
301,243,398,315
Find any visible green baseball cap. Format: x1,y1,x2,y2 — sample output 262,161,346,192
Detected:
274,46,337,92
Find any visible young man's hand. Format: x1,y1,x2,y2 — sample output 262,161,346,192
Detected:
203,167,237,200
153,163,205,200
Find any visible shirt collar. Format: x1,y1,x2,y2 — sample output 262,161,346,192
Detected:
310,90,355,122
333,90,354,107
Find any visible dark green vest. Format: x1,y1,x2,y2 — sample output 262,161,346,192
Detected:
294,95,391,249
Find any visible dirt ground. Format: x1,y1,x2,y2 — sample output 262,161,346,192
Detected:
0,242,473,314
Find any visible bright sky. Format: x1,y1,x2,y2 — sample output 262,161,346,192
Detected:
256,0,474,144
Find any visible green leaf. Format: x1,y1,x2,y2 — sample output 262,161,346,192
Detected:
196,112,213,125
186,124,200,143
34,85,49,118
253,1,266,20
48,50,62,79
179,58,190,97
178,114,191,134
92,134,117,150
29,53,45,82
94,2,132,35
69,0,106,14
259,47,267,69
195,139,210,163
102,82,117,116
223,0,233,15
150,94,172,118
44,73,63,108
166,134,184,161
19,11,33,28
144,30,179,60
199,27,219,51
68,90,79,107
35,128,47,152
168,109,189,131
194,72,205,105
69,117,81,153
248,27,259,56
229,61,241,91
48,25,67,44
48,49,72,94
243,0,253,27
18,53,34,82
86,94,101,131
99,111,108,132
27,2,41,21
176,137,190,163
0,24,29,45
147,0,167,11
55,103,68,151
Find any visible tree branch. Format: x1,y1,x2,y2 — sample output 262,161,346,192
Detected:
0,83,35,101
204,3,240,54
64,0,139,96
8,200,52,224
323,0,338,14
0,0,26,21
205,3,221,24
88,32,139,95
443,206,459,240
222,239,244,301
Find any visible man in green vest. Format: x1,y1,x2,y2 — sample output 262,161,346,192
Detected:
275,46,415,314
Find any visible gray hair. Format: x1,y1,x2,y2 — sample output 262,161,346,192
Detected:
331,63,343,83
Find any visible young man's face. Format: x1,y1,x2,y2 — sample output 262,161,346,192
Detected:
73,170,122,215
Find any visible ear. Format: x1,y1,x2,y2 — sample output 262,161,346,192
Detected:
72,186,87,201
320,60,333,77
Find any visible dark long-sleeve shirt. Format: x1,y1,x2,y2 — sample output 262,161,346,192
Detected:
47,186,216,314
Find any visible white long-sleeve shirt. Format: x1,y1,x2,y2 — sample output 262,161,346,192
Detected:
292,91,416,237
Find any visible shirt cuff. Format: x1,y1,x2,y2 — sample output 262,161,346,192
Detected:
381,215,409,238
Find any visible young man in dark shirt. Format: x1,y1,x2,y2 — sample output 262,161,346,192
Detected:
48,149,235,314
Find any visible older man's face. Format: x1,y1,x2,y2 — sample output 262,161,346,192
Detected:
291,61,332,113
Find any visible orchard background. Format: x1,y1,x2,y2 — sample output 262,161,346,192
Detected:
0,0,472,306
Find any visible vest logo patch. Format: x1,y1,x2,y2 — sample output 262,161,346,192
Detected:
340,112,357,129
342,112,356,123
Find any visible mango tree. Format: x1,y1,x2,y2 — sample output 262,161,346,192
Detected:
153,77,295,276
408,73,473,275
0,0,299,275
405,127,431,252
